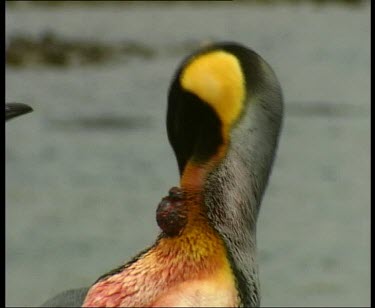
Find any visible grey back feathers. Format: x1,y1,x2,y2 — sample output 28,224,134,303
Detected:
204,49,283,307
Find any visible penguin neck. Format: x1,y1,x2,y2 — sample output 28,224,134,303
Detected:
180,139,260,250
188,140,265,307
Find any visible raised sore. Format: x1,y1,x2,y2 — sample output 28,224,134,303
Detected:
156,187,187,236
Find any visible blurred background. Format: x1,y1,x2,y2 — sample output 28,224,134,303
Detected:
5,1,370,307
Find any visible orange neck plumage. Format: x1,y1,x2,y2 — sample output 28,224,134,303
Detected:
83,148,238,307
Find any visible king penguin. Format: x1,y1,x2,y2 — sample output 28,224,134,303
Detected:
41,41,283,307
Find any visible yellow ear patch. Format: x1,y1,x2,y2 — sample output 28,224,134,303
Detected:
180,51,245,128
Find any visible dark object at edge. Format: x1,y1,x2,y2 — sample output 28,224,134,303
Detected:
6,103,33,121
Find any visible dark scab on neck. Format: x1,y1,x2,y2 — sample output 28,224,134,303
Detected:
156,187,187,237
